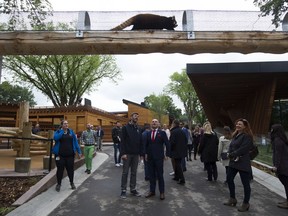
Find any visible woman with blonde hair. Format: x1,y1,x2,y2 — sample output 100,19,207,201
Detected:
224,118,254,212
198,121,219,182
218,126,232,184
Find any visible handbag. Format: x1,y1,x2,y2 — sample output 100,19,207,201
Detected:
220,152,228,160
249,144,259,160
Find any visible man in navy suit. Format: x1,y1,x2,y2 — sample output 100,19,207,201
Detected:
145,119,170,200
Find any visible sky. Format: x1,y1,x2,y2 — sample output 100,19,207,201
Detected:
31,0,288,112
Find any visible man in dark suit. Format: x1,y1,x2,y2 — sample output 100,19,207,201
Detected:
170,119,188,185
145,119,170,200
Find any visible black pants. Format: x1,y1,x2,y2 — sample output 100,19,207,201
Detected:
278,174,288,200
174,158,185,182
227,167,251,204
55,155,75,185
193,143,199,158
187,145,193,160
204,162,218,181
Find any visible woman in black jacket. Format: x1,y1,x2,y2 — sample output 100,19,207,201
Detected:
198,121,219,181
271,124,288,209
224,118,253,212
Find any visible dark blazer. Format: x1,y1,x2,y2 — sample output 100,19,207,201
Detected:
170,126,187,159
228,133,253,173
272,137,288,176
198,133,219,163
145,129,170,160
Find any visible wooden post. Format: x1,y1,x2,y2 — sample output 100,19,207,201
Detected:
22,122,32,157
19,101,29,130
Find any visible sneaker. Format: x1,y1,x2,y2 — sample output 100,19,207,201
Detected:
119,163,123,166
115,163,120,167
169,171,175,176
71,183,76,190
55,184,61,192
120,190,127,199
130,190,141,197
87,170,91,174
85,169,88,173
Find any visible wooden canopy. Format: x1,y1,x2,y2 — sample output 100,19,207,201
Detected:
0,31,288,55
187,61,288,134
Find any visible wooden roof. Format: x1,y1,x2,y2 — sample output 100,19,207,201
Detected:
1,31,288,55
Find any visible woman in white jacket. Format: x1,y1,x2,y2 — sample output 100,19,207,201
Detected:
218,126,232,184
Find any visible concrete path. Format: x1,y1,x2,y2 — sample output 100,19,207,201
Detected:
8,146,288,216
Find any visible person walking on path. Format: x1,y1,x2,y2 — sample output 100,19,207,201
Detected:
120,112,144,199
95,126,104,151
170,119,187,185
80,123,97,174
271,124,288,209
112,121,122,167
218,126,232,184
224,118,254,212
192,125,201,160
53,120,82,192
198,121,219,182
144,119,170,200
185,125,193,161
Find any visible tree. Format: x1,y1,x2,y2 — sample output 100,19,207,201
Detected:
254,0,288,27
165,70,206,127
0,81,36,105
0,0,52,30
3,54,121,107
144,93,182,122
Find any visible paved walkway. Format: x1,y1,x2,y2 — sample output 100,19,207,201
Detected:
8,146,288,216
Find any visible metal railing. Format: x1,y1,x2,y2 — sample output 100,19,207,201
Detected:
0,135,54,172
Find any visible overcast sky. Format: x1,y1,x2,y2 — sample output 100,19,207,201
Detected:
32,0,288,112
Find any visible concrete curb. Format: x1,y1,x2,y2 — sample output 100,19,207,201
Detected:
7,152,108,216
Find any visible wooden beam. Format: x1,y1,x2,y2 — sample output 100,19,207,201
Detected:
0,31,288,55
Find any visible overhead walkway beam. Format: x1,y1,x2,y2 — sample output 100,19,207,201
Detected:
0,31,288,55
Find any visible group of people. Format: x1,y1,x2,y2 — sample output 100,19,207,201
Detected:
118,112,188,200
50,115,288,212
52,120,104,192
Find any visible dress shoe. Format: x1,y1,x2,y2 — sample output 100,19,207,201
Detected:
145,192,155,198
160,193,165,200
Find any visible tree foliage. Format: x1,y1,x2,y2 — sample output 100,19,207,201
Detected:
254,0,288,27
165,70,206,127
3,54,121,107
0,0,52,30
144,93,182,122
0,81,36,105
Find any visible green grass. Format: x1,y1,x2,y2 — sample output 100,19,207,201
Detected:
255,144,273,166
0,207,16,216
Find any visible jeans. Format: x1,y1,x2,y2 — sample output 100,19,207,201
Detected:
113,143,121,164
187,145,193,159
121,154,139,191
96,137,102,150
227,167,251,203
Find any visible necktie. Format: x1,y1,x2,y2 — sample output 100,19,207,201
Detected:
152,130,155,142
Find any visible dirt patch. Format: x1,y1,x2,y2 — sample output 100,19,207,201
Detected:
0,176,44,214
